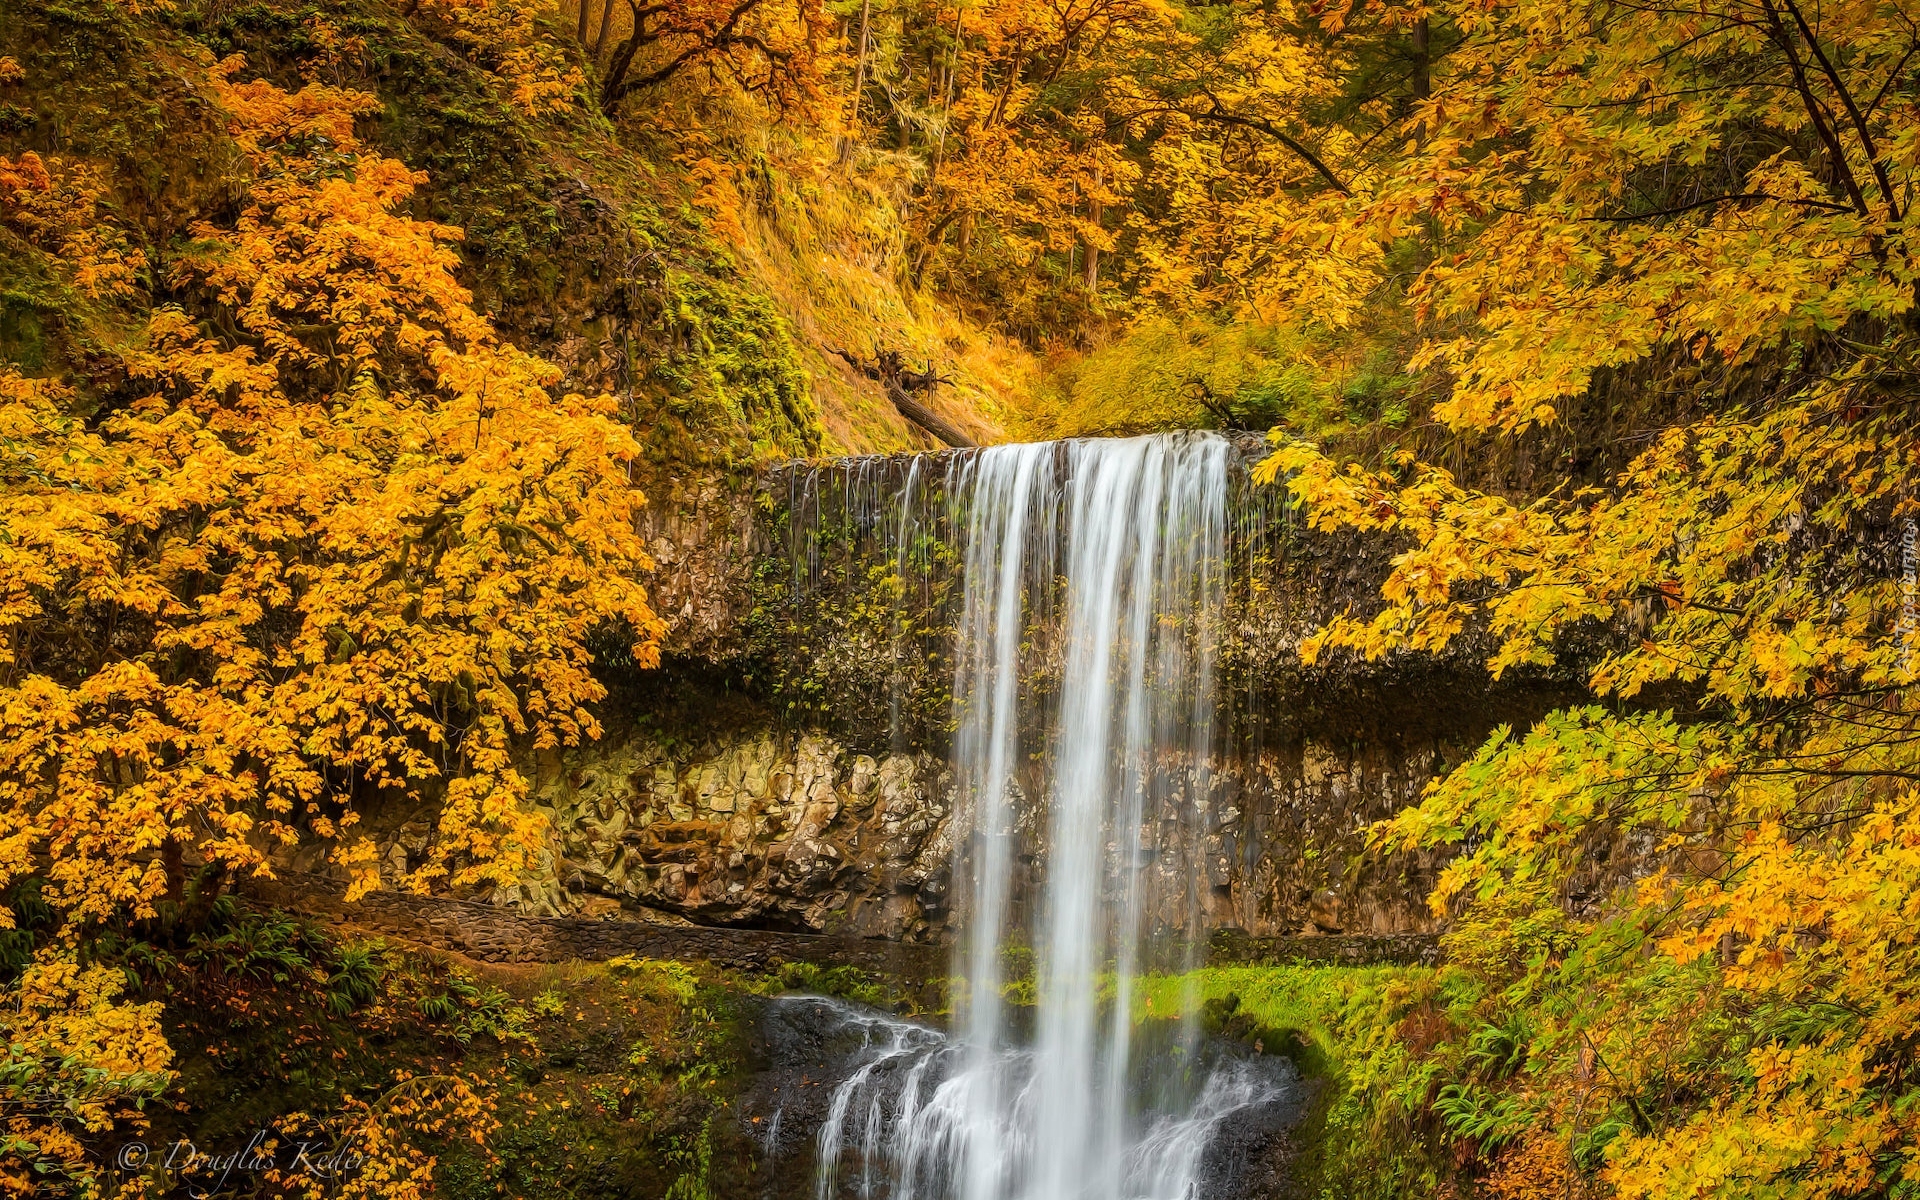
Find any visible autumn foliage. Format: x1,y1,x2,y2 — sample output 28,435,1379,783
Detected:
7,0,1920,1192
1,52,661,1189
0,956,173,1193
411,0,587,113
1241,0,1920,1195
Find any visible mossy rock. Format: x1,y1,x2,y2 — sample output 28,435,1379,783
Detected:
1201,992,1333,1078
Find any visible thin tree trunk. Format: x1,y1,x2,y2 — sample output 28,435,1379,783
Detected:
594,0,617,60
601,0,644,109
577,0,591,47
928,7,964,191
1083,166,1103,291
912,206,965,282
987,40,1024,128
163,836,185,907
839,0,873,165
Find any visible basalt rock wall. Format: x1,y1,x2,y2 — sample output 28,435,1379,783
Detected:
513,726,957,940
344,443,1588,941
443,685,1536,940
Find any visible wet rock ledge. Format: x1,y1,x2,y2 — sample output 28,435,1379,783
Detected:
240,870,948,976
239,871,1440,979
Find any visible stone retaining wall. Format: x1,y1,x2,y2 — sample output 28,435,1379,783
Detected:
1206,927,1443,968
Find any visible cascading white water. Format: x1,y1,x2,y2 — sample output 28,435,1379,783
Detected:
802,433,1285,1200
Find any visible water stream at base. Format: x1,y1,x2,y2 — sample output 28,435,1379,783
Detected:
785,994,1296,1200
788,434,1292,1199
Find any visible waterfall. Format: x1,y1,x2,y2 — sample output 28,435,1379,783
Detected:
790,433,1292,1200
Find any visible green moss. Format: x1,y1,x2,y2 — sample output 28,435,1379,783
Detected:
1,0,245,233
742,522,962,750
758,960,893,1009
0,251,57,374
65,906,791,1200
648,269,820,463
196,0,584,314
1136,964,1464,1200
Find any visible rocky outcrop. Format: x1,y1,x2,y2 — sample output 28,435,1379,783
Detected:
630,469,762,660
343,706,1470,940
492,728,956,940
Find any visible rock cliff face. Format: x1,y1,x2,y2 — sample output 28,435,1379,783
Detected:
496,728,958,940
346,444,1585,940
629,469,762,660
455,703,1487,940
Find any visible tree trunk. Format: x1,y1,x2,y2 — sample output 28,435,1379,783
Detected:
183,862,228,931
1083,168,1103,292
888,383,975,448
912,207,965,282
834,348,976,447
577,0,591,47
601,2,646,114
987,41,1024,128
928,7,964,191
839,0,873,165
163,836,185,907
594,0,617,60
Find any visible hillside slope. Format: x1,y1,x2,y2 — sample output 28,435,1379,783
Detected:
0,0,1016,464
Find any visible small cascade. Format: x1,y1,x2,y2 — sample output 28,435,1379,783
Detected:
762,433,1297,1199
770,996,1295,1200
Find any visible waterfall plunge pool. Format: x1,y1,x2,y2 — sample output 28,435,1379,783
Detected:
740,993,1309,1200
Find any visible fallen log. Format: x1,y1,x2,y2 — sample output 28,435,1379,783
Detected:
834,347,977,448
884,381,976,448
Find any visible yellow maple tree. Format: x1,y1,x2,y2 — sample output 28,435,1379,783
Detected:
0,954,173,1195
1252,0,1920,1193
1,54,663,1189
412,0,587,114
